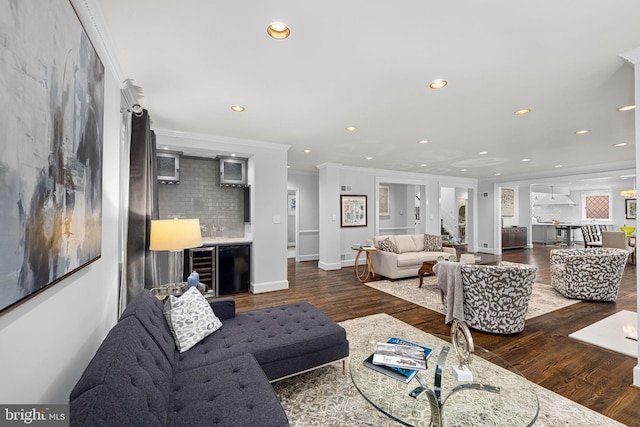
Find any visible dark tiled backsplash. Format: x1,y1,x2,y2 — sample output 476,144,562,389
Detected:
158,156,245,238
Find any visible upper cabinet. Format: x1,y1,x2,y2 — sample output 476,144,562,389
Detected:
157,151,181,184
219,156,247,187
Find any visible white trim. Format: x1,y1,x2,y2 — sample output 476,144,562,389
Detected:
71,0,128,91
250,280,289,294
154,128,290,152
298,254,320,262
318,261,342,271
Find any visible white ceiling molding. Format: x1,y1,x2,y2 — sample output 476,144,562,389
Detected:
620,47,640,65
71,0,129,94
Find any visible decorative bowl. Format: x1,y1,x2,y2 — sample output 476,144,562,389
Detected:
620,226,636,236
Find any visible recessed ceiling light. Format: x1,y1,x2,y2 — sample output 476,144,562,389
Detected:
230,105,245,112
418,140,429,144
429,79,447,89
494,172,501,176
555,164,563,168
461,169,467,172
521,158,530,162
287,165,290,168
365,156,373,160
303,149,311,153
617,105,636,112
346,126,357,131
614,142,628,147
420,163,427,167
575,129,590,135
479,151,488,155
514,109,531,115
163,147,169,150
267,23,290,40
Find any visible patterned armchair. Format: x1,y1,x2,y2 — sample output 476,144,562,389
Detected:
550,248,628,301
458,262,538,334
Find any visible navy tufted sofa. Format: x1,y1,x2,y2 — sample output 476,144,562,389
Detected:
69,290,349,426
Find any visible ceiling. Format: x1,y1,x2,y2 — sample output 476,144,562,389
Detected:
96,0,639,183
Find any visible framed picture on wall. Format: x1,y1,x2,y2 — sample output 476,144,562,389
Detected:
341,195,367,227
288,194,296,215
0,0,104,315
501,188,514,217
379,185,390,217
625,198,636,219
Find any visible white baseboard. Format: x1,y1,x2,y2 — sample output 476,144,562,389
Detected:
297,254,319,262
634,365,640,387
251,280,289,294
318,261,342,271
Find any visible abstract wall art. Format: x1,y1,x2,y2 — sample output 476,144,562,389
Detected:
0,0,104,314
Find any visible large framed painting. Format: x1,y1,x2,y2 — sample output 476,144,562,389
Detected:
341,195,367,227
501,188,514,217
0,0,104,314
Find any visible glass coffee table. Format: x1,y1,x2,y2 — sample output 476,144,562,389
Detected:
350,331,538,426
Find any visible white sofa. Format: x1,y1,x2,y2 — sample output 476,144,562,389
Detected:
366,234,456,280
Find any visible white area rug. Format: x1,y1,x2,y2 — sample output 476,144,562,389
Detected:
569,310,638,357
273,313,625,427
365,277,580,319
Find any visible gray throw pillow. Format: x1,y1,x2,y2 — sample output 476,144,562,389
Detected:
424,234,443,252
378,237,399,253
163,287,222,353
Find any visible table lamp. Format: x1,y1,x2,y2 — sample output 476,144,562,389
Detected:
149,218,203,285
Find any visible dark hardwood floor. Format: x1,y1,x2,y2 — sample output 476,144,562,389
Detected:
233,245,639,425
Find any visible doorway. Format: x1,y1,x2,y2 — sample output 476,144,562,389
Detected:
287,189,298,259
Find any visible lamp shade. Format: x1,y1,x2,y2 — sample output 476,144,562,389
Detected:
149,218,203,251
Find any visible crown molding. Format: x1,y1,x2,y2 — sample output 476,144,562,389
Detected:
619,47,640,65
70,0,139,106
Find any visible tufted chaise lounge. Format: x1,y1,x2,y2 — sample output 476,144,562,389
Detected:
550,247,628,301
69,290,349,426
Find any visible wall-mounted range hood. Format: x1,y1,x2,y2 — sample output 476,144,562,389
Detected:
533,194,576,206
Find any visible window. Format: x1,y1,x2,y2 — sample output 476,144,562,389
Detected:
582,192,611,220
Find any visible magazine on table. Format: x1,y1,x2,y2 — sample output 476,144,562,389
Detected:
363,353,417,383
372,343,428,370
363,337,432,382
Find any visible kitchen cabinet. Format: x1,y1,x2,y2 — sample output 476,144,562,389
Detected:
532,225,557,245
502,227,527,250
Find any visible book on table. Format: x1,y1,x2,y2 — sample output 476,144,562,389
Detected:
362,337,433,383
351,244,377,250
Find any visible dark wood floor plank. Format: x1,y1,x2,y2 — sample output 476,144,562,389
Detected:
232,245,639,425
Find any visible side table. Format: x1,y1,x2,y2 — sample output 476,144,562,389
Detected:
442,241,468,254
418,261,436,288
352,246,378,283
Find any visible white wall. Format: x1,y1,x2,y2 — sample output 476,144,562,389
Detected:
154,130,290,294
0,57,122,402
314,165,477,268
288,171,320,261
